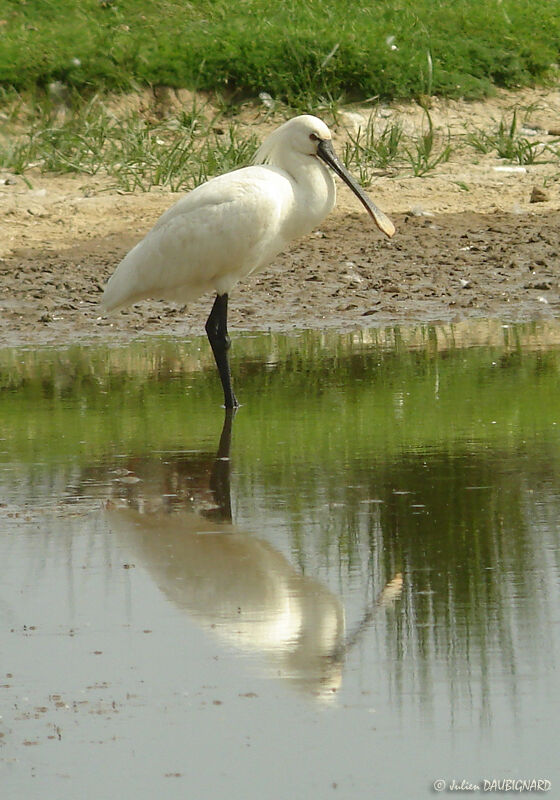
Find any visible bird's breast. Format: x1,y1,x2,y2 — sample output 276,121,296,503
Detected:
271,159,336,242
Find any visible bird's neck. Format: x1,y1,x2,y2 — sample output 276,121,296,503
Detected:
286,155,337,236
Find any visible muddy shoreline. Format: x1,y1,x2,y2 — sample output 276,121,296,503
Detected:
2,86,560,347
0,208,558,348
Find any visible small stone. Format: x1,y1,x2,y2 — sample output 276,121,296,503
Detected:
115,475,142,485
409,206,434,217
258,92,274,110
530,186,549,203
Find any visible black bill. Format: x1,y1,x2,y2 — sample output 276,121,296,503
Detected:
317,138,395,238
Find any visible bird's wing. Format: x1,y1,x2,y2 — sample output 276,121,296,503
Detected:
102,167,292,311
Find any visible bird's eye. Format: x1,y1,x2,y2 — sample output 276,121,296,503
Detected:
309,133,319,141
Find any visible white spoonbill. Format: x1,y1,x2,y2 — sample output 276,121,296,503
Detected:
102,114,395,408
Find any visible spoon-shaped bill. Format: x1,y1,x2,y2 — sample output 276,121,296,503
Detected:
317,139,395,238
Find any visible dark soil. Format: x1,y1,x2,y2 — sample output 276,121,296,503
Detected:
1,209,559,347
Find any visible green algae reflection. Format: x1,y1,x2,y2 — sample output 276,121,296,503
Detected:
1,319,559,715
1,320,559,466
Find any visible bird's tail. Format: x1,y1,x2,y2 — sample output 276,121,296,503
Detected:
101,241,152,313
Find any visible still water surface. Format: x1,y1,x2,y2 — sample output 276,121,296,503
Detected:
1,320,559,798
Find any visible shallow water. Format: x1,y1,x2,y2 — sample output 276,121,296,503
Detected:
1,320,559,798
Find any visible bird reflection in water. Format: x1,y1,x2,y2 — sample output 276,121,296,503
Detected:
105,411,401,699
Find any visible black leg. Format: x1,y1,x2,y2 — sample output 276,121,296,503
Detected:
205,293,239,409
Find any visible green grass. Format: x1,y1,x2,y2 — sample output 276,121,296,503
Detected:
343,118,405,181
403,108,452,176
465,108,553,165
342,109,452,181
1,0,560,104
3,96,560,189
0,94,260,191
2,0,560,187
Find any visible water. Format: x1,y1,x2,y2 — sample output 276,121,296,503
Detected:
1,320,559,798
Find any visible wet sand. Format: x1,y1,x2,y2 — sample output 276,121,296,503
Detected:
1,209,559,347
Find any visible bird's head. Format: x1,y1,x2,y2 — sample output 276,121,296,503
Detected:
283,114,333,155
254,115,395,238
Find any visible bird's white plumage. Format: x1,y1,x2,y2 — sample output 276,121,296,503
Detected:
102,115,338,312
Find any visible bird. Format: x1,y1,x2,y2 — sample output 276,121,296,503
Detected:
101,114,395,408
